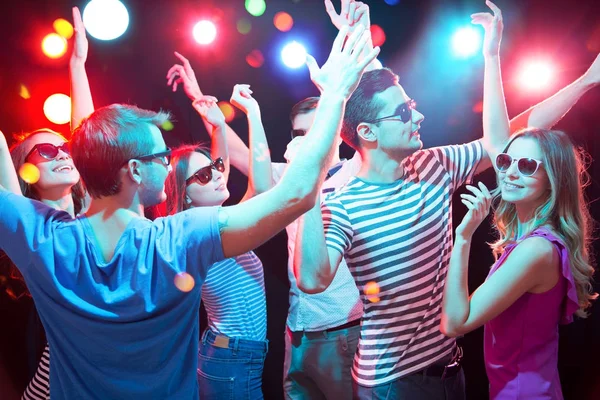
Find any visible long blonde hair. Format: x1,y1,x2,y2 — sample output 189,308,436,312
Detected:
491,128,597,317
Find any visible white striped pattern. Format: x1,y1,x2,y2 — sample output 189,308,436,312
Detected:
322,141,483,386
202,251,267,341
22,343,50,400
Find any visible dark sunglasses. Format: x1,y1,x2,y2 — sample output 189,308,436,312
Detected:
495,153,543,176
25,143,70,161
185,157,225,186
364,99,417,124
133,148,172,166
290,129,307,140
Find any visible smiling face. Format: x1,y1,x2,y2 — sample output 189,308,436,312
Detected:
184,151,230,207
499,136,550,213
365,85,425,156
21,131,80,196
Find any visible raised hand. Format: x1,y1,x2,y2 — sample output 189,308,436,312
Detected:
471,0,504,58
71,7,88,63
583,53,600,86
166,52,203,101
456,182,493,239
192,96,225,128
306,25,380,98
325,0,369,31
230,84,259,115
283,136,304,163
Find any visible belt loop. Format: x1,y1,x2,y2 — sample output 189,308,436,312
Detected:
232,337,239,354
265,339,269,353
201,329,209,344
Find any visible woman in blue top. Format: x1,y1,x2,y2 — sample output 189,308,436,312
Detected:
164,52,271,400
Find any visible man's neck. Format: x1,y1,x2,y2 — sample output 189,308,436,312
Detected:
84,195,145,222
356,149,410,184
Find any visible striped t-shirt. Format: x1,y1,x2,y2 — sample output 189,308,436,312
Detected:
322,141,483,387
202,251,267,341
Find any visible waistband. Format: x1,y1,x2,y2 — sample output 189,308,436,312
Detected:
201,329,269,354
289,318,361,339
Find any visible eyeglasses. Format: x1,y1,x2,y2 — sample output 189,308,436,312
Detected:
25,143,70,161
364,99,417,124
290,129,307,140
133,148,172,166
185,157,225,186
495,153,543,176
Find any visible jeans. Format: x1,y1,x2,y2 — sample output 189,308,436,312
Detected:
353,366,465,400
283,323,360,400
197,329,268,400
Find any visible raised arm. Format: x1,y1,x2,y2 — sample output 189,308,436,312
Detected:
70,7,95,131
325,0,382,71
218,26,379,258
230,84,272,201
440,183,554,337
472,1,509,172
0,132,21,195
166,52,251,176
509,53,600,132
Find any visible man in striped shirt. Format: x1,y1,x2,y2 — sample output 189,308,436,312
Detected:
294,45,600,400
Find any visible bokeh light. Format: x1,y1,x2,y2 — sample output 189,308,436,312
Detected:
245,0,266,17
19,84,31,100
237,18,252,35
281,41,307,69
42,33,67,59
451,26,481,58
83,0,129,41
246,49,264,68
472,100,483,113
161,120,174,131
174,272,195,292
519,61,554,91
43,94,71,125
384,0,401,5
370,24,386,47
274,12,294,32
218,101,236,123
193,20,217,45
19,163,40,184
364,281,380,303
53,18,74,39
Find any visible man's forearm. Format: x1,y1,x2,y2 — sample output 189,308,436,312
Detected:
246,110,272,195
482,54,510,158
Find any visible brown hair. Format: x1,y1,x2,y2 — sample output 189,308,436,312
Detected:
289,97,319,124
491,128,597,317
70,104,170,198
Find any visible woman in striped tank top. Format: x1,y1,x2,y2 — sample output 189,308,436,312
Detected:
165,57,271,399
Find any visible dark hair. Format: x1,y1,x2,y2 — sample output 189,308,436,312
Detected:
341,68,399,151
70,104,170,198
165,144,212,215
10,129,85,215
290,97,319,123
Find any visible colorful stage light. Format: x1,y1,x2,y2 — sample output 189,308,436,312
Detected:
218,101,235,123
237,18,252,35
43,94,71,125
519,61,554,91
42,33,67,59
19,163,41,184
82,0,129,41
193,20,217,45
370,24,386,47
274,12,294,32
53,18,74,39
451,26,481,58
245,0,266,17
281,41,307,69
19,84,31,100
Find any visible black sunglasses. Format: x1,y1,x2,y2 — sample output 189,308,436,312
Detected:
495,153,543,176
25,143,70,161
132,148,172,166
365,99,417,124
290,129,307,140
185,157,225,186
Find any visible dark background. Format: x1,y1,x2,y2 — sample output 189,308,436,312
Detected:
1,0,600,399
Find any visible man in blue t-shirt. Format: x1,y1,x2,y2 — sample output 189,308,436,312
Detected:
0,27,380,399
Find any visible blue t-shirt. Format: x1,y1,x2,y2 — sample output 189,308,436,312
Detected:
0,191,224,399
